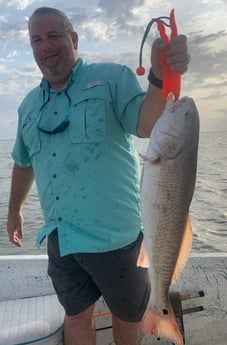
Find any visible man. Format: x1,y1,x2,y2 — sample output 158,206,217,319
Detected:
7,7,190,345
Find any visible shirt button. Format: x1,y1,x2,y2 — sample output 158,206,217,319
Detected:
58,217,62,222
52,153,56,157
54,111,58,115
53,174,57,178
56,196,60,200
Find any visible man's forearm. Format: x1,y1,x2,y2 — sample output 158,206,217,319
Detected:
137,82,166,138
8,163,34,213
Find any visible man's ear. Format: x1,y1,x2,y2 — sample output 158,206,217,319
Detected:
71,31,78,49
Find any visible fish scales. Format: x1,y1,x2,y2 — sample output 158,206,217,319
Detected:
138,95,200,345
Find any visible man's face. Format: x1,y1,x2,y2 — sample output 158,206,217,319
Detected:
29,13,78,89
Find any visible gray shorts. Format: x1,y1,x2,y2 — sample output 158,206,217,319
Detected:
47,229,150,322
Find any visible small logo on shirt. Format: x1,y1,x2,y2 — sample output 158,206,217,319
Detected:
87,81,102,88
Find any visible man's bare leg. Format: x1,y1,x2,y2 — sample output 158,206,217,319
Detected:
112,314,142,345
63,304,96,345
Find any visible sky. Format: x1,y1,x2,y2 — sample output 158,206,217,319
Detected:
0,0,227,139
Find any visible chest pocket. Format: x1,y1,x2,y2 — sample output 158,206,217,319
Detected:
69,81,112,143
22,113,41,159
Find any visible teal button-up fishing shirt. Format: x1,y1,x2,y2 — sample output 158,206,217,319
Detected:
12,59,146,256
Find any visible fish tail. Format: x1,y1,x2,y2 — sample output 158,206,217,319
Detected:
141,304,184,345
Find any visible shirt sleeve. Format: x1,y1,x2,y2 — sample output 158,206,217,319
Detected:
113,65,146,136
12,110,32,168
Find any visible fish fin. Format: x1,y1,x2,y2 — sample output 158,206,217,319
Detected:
171,214,193,285
141,304,184,345
137,241,150,268
139,152,160,163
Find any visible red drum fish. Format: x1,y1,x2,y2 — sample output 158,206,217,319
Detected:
137,95,200,345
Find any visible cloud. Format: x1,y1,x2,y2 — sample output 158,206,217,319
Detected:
189,30,227,45
80,19,113,42
97,0,148,31
186,28,227,92
67,5,90,28
0,0,36,10
0,64,41,101
0,14,7,23
6,50,20,59
98,0,145,19
0,16,29,44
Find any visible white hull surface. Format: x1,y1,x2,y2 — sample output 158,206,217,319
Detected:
0,253,226,345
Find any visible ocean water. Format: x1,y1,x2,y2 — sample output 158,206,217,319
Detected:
0,131,227,255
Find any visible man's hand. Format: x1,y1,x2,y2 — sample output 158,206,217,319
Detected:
7,211,24,247
7,164,34,247
138,34,190,137
151,34,190,79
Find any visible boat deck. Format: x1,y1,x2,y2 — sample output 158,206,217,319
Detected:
96,253,227,345
0,253,226,345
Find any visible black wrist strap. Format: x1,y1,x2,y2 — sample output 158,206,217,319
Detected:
148,69,163,89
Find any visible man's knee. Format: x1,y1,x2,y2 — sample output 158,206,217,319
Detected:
64,304,95,327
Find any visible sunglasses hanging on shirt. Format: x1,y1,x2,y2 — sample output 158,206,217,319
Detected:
36,85,71,134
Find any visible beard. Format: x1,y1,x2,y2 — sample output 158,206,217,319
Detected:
39,58,68,85
36,51,78,88
42,61,63,76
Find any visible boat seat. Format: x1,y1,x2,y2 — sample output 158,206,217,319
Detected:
0,294,64,345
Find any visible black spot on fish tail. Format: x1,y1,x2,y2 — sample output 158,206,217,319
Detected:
162,309,168,315
157,337,161,340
